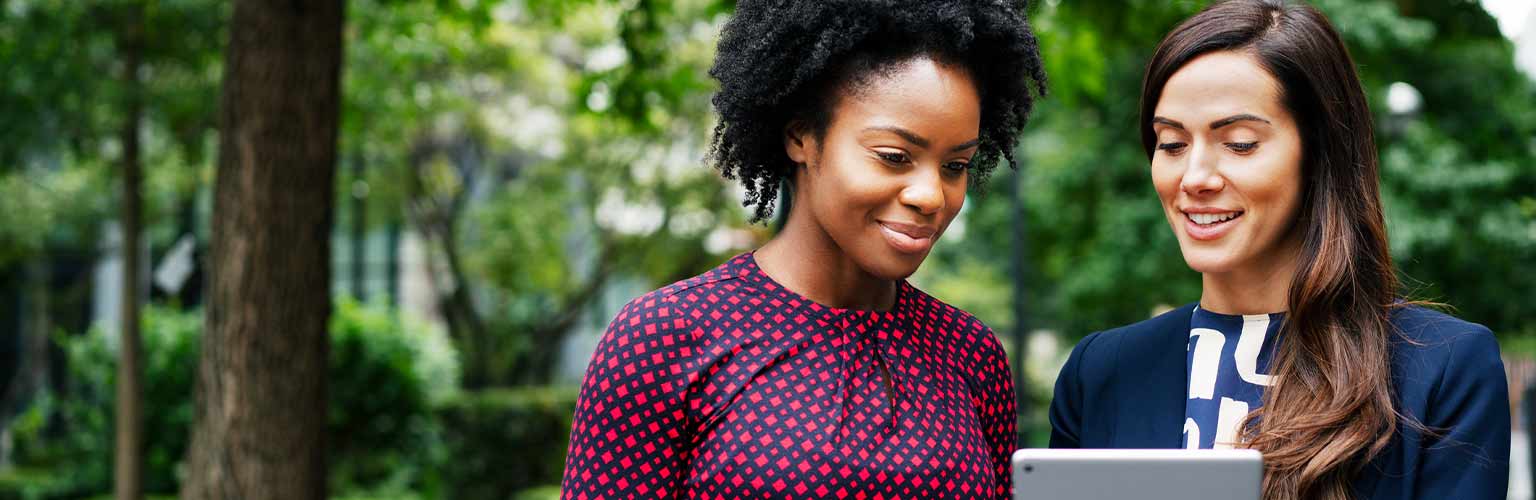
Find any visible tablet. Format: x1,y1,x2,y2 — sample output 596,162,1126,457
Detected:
1012,449,1262,500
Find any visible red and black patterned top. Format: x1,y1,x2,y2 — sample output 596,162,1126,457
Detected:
561,253,1017,500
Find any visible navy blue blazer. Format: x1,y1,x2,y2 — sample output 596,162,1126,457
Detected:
1049,303,1510,499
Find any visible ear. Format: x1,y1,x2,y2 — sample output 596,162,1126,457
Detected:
783,119,816,167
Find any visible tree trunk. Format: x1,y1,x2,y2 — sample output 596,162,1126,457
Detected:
114,7,144,498
349,145,366,301
0,261,52,469
405,137,489,388
1006,169,1030,447
385,223,400,307
181,0,344,498
510,242,616,386
437,224,491,388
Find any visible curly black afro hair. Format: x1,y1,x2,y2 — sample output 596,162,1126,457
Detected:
708,0,1047,222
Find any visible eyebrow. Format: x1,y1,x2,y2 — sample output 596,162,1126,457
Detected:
864,126,979,152
1210,114,1271,129
1151,117,1185,130
1151,114,1271,130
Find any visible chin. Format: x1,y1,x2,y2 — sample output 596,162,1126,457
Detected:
860,253,925,281
1178,247,1237,275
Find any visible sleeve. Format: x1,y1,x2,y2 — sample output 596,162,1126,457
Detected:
973,326,1019,500
561,293,697,500
1048,331,1100,449
1416,325,1510,499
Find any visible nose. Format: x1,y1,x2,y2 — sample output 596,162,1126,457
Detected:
899,166,946,215
1180,147,1225,196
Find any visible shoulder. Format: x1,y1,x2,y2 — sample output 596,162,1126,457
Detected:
604,255,753,339
1388,305,1503,382
903,284,1004,357
1391,305,1497,346
1053,303,1195,392
1071,303,1197,361
1389,305,1501,364
1386,306,1509,449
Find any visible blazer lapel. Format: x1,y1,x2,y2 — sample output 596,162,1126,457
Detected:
1113,304,1193,448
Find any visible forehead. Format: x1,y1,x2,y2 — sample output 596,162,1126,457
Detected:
834,57,981,131
1154,51,1285,123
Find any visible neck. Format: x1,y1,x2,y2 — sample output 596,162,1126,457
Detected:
754,205,897,311
1199,239,1302,316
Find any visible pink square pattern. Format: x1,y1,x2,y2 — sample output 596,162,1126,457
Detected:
561,253,1017,499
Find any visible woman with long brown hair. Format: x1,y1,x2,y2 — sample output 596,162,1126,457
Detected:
1048,1,1510,499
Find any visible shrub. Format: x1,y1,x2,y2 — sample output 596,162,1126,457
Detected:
8,304,201,494
3,298,458,498
327,297,458,496
433,386,578,500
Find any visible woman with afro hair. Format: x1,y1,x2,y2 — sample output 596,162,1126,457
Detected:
561,1,1047,499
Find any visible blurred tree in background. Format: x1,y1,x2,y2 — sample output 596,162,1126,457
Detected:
337,0,744,389
0,2,223,497
0,0,1530,497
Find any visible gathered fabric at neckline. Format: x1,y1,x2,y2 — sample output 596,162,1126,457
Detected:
742,251,912,318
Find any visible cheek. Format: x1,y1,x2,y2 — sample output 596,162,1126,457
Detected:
1243,156,1303,214
1281,153,1305,216
838,168,891,210
1149,161,1181,203
811,157,883,220
1261,135,1305,219
1275,175,1304,226
946,177,967,205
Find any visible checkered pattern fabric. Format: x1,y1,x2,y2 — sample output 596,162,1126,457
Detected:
562,253,1016,499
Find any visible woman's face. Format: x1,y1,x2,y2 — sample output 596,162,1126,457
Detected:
785,56,979,280
1150,51,1304,278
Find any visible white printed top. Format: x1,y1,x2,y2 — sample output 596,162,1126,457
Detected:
1182,307,1281,449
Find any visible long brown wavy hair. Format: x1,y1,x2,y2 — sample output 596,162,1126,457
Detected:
1140,1,1403,499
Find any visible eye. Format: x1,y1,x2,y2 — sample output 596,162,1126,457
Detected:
877,151,911,164
942,161,969,177
1157,142,1188,155
1225,142,1258,154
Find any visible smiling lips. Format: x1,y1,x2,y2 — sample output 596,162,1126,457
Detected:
1183,208,1244,241
878,221,938,254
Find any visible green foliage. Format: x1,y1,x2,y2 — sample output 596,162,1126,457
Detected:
339,0,508,228
0,0,222,271
8,305,202,494
475,0,739,286
471,178,575,296
433,387,579,500
513,485,564,500
379,0,747,385
0,164,112,267
327,297,460,496
4,301,459,497
0,1,111,171
0,467,90,500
